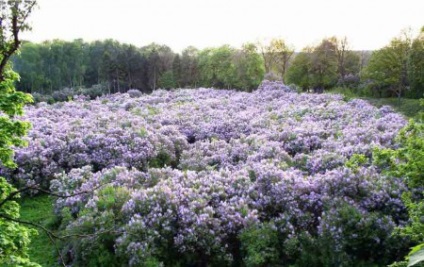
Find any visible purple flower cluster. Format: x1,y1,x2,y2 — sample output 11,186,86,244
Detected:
2,84,410,265
1,97,188,188
55,164,407,265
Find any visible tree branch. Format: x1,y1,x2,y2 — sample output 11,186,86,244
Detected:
0,1,37,82
34,182,108,199
0,183,37,208
45,231,67,267
0,213,123,240
0,180,109,210
0,211,126,266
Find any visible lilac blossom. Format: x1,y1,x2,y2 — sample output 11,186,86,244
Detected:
1,83,411,265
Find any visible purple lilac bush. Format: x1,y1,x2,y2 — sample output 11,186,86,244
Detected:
1,81,412,266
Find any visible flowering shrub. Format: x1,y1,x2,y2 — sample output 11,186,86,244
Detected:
52,165,409,266
0,99,188,188
127,89,143,98
1,84,413,265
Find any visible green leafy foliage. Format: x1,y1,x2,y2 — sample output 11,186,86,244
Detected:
285,37,360,92
295,202,406,267
258,38,294,79
0,1,38,265
0,178,40,267
0,70,33,168
309,38,338,90
285,50,313,89
345,153,369,171
233,43,265,91
373,100,424,265
0,69,36,266
374,116,424,188
198,45,238,89
285,28,424,99
59,185,130,266
158,70,176,89
408,244,424,267
362,34,411,98
239,223,281,266
14,39,265,94
407,28,424,99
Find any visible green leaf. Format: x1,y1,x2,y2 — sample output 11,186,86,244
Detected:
408,244,424,267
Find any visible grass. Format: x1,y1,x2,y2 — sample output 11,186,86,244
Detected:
19,194,58,267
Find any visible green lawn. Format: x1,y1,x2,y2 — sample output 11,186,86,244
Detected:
19,194,58,267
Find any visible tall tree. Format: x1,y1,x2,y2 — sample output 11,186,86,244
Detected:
286,38,341,92
142,43,175,91
63,39,86,87
233,43,264,91
85,40,106,87
180,46,199,88
334,36,350,84
257,39,273,74
310,37,338,92
363,30,412,98
123,44,144,89
198,45,237,89
285,47,313,90
257,38,294,80
172,54,182,88
408,27,424,98
146,47,160,91
269,38,294,80
332,36,361,86
12,41,43,93
0,1,39,266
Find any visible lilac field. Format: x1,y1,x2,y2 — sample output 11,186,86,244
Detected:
3,82,411,265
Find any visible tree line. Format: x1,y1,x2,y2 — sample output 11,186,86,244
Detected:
285,28,424,99
12,27,424,99
12,40,268,95
9,38,306,95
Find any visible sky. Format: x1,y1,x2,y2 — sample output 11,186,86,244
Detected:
22,0,424,52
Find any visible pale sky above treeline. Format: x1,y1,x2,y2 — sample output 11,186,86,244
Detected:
22,0,424,52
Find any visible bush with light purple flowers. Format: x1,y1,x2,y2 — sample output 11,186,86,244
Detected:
127,89,143,98
1,84,413,266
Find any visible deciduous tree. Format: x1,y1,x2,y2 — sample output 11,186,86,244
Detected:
0,1,39,266
310,37,338,92
408,27,424,98
257,38,294,80
363,30,412,98
285,47,313,90
180,46,199,88
334,37,360,85
233,43,264,91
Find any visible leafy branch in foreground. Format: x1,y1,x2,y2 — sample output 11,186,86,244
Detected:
374,99,424,267
0,1,38,266
0,179,125,267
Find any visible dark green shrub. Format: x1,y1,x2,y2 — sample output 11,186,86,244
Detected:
239,223,281,266
60,186,130,267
